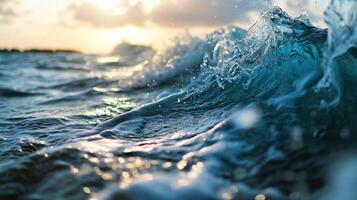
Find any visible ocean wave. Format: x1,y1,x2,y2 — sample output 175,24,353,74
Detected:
0,87,40,97
91,7,328,134
0,0,357,199
81,3,356,199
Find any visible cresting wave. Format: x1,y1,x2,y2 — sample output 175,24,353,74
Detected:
91,2,355,138
0,0,356,200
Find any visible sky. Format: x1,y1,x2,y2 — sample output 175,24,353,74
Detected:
0,0,330,54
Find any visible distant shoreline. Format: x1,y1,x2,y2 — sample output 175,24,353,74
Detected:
0,48,81,53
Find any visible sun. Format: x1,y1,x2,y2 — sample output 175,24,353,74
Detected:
84,0,121,10
80,0,161,12
143,0,160,12
84,0,161,10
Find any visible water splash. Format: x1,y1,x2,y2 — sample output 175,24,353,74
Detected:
318,0,357,104
0,0,357,199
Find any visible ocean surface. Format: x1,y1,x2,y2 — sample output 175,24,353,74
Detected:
1,1,357,199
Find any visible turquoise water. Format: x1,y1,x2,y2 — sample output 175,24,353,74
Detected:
0,1,357,199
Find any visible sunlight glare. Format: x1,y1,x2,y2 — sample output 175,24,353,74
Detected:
85,0,121,10
143,0,160,12
83,0,160,11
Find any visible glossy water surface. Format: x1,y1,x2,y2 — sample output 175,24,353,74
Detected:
1,1,357,200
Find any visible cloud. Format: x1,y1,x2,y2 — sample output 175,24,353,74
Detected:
283,0,324,22
149,0,269,27
69,1,145,27
0,0,18,23
69,0,270,28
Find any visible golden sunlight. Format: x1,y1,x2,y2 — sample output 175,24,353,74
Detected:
0,1,346,200
82,0,160,11
84,0,121,10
